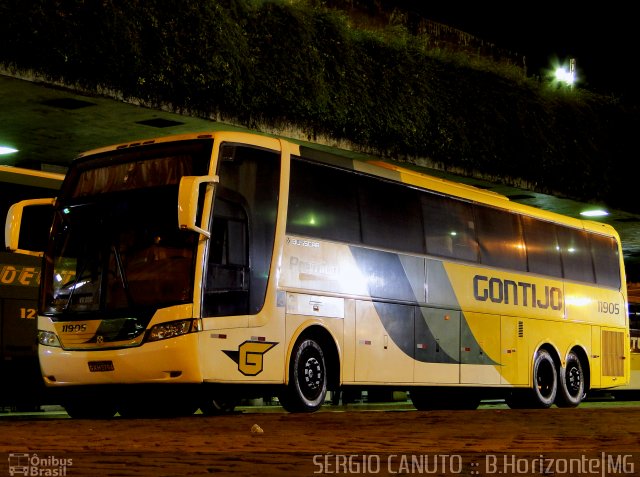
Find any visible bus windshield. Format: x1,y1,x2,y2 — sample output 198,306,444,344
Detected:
40,140,212,319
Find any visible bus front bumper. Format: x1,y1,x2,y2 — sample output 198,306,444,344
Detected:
39,333,202,386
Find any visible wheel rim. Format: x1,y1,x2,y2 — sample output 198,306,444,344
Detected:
299,353,324,401
537,359,555,400
303,356,323,397
566,364,582,396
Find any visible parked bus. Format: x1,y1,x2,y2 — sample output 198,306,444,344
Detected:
1,165,62,409
17,131,628,417
611,302,640,399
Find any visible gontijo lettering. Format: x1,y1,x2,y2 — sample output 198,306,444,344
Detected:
473,274,563,311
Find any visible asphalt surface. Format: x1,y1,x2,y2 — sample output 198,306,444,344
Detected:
1,400,639,476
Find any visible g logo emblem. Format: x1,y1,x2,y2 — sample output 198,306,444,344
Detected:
224,341,277,376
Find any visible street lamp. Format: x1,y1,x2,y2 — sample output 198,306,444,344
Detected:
580,209,609,217
0,146,18,155
553,58,576,88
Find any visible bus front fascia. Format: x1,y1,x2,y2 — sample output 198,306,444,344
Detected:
5,197,56,256
177,175,219,238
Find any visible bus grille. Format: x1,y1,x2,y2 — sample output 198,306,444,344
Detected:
602,330,625,377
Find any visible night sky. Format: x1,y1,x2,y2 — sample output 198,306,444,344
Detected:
401,3,636,101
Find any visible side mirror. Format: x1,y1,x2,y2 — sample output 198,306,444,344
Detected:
5,198,56,256
177,175,218,238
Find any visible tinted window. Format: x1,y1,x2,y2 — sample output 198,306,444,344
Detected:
204,144,280,317
422,193,478,261
556,227,595,283
287,159,360,243
204,197,249,316
521,216,562,278
591,233,621,288
358,176,424,254
475,206,526,271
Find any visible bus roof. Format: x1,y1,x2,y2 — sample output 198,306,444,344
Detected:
0,165,64,190
71,131,622,240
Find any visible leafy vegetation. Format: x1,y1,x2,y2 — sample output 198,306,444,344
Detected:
0,0,637,211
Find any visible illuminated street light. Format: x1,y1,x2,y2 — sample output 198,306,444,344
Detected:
0,146,18,155
549,57,577,89
580,209,609,217
554,67,575,85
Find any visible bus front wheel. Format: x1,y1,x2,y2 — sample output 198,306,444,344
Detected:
278,338,327,413
555,351,585,408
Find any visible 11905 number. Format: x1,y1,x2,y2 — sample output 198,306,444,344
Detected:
598,301,620,314
61,323,87,333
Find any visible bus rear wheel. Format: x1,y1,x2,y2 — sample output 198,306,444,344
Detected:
555,351,585,408
278,338,327,413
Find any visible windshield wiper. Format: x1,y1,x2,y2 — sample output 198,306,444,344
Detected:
63,253,88,311
111,244,135,306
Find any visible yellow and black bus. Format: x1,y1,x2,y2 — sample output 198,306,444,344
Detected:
611,302,640,399
19,131,628,417
1,165,62,408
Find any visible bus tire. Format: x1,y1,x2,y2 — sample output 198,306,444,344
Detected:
278,338,327,413
506,349,557,409
532,349,558,407
555,351,585,408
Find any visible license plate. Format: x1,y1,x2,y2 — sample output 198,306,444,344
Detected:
88,360,114,372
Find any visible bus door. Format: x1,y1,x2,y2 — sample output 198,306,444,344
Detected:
197,142,282,382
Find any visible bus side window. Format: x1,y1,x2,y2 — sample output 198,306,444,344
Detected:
358,175,425,254
591,233,621,288
557,226,595,283
422,193,479,262
203,197,250,317
287,159,360,244
475,206,527,272
521,216,563,278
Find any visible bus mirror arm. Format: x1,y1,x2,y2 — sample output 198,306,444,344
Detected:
5,198,56,256
178,175,219,238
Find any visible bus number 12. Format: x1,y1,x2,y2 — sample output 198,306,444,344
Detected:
19,307,37,319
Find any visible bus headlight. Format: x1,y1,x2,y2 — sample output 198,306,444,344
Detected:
38,330,61,347
146,319,200,342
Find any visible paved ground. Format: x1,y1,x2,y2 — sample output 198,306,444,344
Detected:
1,402,639,476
